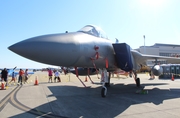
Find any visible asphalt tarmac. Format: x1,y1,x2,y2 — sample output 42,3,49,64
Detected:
0,72,180,118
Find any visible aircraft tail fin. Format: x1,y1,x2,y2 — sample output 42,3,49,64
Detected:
13,66,17,70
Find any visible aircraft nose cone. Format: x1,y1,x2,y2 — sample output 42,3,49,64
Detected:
8,41,29,55
8,44,17,52
8,33,80,66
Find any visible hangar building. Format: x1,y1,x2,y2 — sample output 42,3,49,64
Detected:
136,43,180,66
136,43,180,78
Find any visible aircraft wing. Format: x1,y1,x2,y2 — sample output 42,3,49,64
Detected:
131,50,180,65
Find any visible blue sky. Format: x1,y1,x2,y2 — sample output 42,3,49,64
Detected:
0,0,180,68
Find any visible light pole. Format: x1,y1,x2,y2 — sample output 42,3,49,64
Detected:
143,35,146,54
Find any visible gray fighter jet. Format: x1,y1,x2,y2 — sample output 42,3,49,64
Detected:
8,25,180,97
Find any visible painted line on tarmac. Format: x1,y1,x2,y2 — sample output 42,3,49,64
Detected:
0,86,19,112
10,85,67,118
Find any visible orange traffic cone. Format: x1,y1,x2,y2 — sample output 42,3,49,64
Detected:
34,76,39,85
85,76,88,82
0,82,5,90
171,74,174,81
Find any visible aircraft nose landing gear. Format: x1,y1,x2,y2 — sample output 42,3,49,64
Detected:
101,83,107,97
100,68,111,97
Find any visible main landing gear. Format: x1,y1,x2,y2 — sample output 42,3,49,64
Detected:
101,70,141,98
135,78,140,87
131,71,140,87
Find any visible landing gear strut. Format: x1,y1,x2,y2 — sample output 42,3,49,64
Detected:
100,68,110,97
104,72,111,87
101,83,107,97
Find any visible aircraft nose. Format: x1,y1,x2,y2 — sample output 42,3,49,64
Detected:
8,33,81,66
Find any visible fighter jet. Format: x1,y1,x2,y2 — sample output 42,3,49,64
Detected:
8,25,180,97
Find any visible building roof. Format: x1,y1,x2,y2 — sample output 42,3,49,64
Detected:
153,43,180,47
139,43,180,48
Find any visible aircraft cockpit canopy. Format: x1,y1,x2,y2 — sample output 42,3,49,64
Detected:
78,25,108,39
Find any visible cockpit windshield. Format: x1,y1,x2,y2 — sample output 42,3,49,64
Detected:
78,25,108,39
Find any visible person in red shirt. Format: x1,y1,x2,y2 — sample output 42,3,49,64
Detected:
18,69,24,85
48,68,53,83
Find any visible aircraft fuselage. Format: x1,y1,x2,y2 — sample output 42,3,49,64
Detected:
9,32,116,69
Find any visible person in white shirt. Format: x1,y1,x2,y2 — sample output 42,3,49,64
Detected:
54,70,61,82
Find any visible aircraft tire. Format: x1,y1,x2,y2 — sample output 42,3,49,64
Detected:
101,88,106,98
136,78,140,87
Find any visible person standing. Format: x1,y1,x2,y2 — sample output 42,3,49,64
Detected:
1,68,8,86
48,68,53,83
54,70,61,82
24,69,28,83
18,69,24,85
9,72,16,84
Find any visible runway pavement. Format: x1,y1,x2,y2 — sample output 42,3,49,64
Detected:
0,71,180,118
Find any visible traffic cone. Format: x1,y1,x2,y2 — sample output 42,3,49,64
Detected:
34,76,39,85
85,76,88,82
171,74,174,81
0,82,5,90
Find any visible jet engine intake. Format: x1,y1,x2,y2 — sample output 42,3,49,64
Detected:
151,65,163,76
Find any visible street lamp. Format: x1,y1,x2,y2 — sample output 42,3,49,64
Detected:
143,35,146,54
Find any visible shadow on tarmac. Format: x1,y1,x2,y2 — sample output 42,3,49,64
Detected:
10,82,180,118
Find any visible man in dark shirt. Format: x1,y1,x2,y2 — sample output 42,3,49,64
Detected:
1,68,8,86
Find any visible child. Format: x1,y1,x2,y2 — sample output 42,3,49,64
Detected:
9,72,16,84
